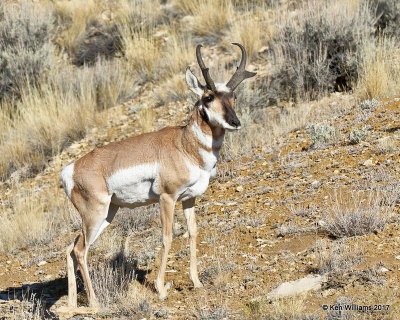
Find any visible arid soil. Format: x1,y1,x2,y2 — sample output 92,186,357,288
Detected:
1,93,400,319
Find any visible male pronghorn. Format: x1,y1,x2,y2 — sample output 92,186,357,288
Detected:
61,43,256,308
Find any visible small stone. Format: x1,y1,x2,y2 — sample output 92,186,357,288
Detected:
322,288,336,297
311,180,321,188
236,185,244,192
363,158,374,167
333,169,340,174
395,255,400,260
6,260,11,264
318,220,327,227
377,267,389,273
37,260,47,267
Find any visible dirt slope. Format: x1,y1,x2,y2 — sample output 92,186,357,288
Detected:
1,94,400,319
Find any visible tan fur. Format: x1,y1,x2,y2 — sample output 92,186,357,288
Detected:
63,106,234,307
61,44,251,308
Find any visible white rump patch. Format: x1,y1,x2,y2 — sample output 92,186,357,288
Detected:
108,163,160,206
60,163,75,199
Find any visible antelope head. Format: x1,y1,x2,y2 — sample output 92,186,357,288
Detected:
185,43,256,131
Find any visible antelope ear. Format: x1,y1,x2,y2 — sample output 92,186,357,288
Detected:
185,68,204,97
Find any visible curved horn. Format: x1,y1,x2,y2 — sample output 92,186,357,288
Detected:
196,44,216,91
226,43,256,91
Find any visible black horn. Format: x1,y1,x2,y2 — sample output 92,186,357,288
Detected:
226,43,256,91
196,44,217,91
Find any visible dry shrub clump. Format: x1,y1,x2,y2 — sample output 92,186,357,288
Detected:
90,253,153,315
322,190,395,238
0,1,54,101
267,0,374,103
5,290,45,320
373,0,400,39
53,0,120,63
314,239,363,274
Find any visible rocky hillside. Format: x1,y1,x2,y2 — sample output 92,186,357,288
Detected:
1,89,400,319
0,0,400,319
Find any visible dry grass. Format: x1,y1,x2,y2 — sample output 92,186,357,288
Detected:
53,0,107,55
90,255,134,307
227,9,272,60
314,239,363,274
117,281,154,315
163,33,192,77
194,293,232,320
89,251,154,315
7,290,44,320
175,0,233,37
266,295,307,320
356,38,400,100
154,74,188,105
0,59,133,179
137,107,156,133
120,28,191,83
322,190,395,238
223,94,313,159
0,186,72,253
122,30,161,82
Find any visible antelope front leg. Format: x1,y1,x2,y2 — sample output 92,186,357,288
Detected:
183,198,203,288
156,194,175,300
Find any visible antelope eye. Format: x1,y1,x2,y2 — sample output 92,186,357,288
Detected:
203,95,214,103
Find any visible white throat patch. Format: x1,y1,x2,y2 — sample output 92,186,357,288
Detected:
192,122,224,149
192,122,212,148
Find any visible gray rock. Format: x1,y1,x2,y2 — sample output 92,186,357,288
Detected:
267,275,326,299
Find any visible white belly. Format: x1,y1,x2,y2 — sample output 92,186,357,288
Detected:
178,161,210,201
108,163,160,207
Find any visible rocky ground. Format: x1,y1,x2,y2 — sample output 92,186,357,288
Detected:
1,92,400,319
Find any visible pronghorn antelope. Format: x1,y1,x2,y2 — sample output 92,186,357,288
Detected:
60,43,256,308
